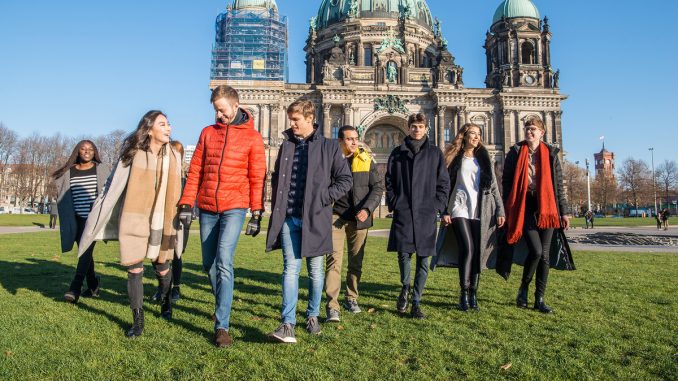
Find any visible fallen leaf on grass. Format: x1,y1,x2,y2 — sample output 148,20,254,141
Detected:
500,363,512,371
367,308,376,313
5,351,12,357
380,304,389,308
369,324,377,330
251,316,262,321
51,255,60,261
336,325,345,331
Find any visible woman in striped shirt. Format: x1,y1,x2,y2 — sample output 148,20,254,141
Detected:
53,140,110,303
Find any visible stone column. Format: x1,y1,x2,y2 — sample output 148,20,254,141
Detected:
503,109,513,154
457,106,466,131
515,110,522,141
553,110,563,149
323,104,332,138
270,104,281,139
358,41,364,66
437,106,446,150
488,110,495,145
353,107,360,129
250,107,259,134
260,104,270,140
343,103,352,126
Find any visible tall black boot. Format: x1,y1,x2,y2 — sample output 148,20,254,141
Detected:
469,274,480,311
156,271,172,320
126,308,144,338
458,289,469,312
534,262,552,313
516,282,529,308
397,285,410,313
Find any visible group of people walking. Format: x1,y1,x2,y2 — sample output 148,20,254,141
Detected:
52,85,574,347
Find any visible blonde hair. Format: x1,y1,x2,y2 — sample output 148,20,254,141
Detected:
443,123,484,166
287,100,316,120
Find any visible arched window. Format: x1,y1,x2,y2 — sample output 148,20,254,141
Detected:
521,42,535,64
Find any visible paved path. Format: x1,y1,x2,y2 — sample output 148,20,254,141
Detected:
0,226,57,235
369,226,678,253
2,225,676,253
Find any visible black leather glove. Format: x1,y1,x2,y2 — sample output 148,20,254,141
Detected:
178,204,193,229
245,210,262,237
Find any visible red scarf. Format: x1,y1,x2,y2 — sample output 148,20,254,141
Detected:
505,142,561,245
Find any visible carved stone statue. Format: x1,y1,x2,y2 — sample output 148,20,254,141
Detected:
342,65,351,81
348,0,359,18
309,16,316,31
322,60,331,81
387,62,397,83
553,69,560,88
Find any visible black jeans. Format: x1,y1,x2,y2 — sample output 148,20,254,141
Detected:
521,194,554,296
397,253,430,304
68,217,98,294
452,218,481,290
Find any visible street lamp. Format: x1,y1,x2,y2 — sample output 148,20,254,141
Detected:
649,147,657,216
585,158,591,212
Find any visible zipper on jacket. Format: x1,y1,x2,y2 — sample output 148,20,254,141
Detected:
215,126,230,212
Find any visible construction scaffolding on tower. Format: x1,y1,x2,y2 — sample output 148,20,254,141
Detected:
211,6,288,87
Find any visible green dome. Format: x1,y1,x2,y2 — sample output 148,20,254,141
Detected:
316,0,433,29
492,0,540,24
233,0,278,11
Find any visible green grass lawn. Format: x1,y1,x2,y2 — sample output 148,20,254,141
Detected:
0,231,676,380
0,214,50,227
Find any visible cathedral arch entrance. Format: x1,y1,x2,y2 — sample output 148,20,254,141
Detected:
360,113,409,167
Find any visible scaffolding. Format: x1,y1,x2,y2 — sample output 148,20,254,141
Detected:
211,7,288,83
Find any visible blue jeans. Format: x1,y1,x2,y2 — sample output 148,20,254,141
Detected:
280,216,325,324
200,208,247,331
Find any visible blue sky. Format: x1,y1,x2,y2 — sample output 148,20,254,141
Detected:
1,0,676,167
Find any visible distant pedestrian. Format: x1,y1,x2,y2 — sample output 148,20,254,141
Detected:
48,199,58,229
585,210,594,229
386,112,450,319
662,208,670,230
52,140,110,303
78,110,184,338
655,212,662,230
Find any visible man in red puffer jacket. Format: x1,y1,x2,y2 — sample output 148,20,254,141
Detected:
177,85,266,348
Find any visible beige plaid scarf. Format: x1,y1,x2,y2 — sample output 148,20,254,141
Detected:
119,145,180,266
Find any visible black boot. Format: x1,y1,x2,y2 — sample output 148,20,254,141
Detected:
534,296,553,314
469,274,480,311
458,289,469,312
126,308,144,338
157,272,172,320
397,285,410,313
516,282,529,308
410,302,425,319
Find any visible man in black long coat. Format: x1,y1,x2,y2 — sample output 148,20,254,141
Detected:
385,113,450,318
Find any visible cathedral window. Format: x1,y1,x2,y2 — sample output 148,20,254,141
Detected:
364,47,373,66
521,42,535,64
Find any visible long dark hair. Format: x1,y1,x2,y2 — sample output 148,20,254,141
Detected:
52,140,102,179
119,110,167,167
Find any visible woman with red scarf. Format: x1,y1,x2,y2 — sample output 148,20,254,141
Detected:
500,117,572,314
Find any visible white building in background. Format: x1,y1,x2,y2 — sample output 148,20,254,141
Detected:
184,145,196,165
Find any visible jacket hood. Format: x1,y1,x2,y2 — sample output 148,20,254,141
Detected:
214,108,253,130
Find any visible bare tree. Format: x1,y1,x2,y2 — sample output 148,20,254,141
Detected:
656,160,678,209
93,129,127,167
592,173,618,214
618,158,651,216
0,123,18,203
562,160,587,215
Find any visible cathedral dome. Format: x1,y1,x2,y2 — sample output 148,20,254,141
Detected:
233,0,278,11
316,0,433,29
492,0,540,25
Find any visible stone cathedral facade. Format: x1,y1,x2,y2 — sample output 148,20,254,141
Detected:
210,0,567,179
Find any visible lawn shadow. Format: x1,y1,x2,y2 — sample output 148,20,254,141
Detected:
32,222,46,228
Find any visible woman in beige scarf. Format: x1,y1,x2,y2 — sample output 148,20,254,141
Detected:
110,110,182,338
